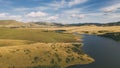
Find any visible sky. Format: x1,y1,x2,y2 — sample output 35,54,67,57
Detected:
0,0,120,23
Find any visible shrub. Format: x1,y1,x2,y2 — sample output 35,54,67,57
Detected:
50,58,55,64
66,57,71,63
72,43,82,48
24,49,31,54
72,47,84,55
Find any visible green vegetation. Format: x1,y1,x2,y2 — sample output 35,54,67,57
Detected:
55,30,66,33
0,20,23,25
0,27,94,68
72,43,84,55
0,28,76,44
1,20,120,68
0,39,33,47
100,32,120,41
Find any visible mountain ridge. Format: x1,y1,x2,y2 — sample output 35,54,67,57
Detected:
0,20,120,28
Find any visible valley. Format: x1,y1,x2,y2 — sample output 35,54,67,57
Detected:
0,20,120,68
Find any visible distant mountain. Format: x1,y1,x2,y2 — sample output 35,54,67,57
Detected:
67,23,102,26
67,21,120,26
104,21,120,26
0,20,120,28
34,22,64,26
0,20,64,28
0,20,40,28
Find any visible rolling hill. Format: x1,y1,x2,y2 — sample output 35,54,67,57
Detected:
0,20,120,28
34,22,64,26
0,20,40,28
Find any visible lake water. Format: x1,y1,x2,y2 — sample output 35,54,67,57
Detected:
68,34,120,68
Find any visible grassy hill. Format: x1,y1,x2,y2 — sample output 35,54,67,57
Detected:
0,20,40,28
34,22,64,27
0,20,120,28
0,20,64,28
0,20,23,25
0,20,25,27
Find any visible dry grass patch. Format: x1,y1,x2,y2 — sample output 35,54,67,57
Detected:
0,43,94,68
0,39,34,47
35,26,120,34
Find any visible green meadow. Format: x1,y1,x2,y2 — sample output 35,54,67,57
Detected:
0,28,77,43
0,28,94,68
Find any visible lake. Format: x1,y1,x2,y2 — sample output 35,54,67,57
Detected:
68,34,120,68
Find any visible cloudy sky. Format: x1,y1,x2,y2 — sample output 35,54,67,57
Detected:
0,0,120,23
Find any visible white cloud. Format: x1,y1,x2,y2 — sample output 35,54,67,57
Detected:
0,13,22,21
47,16,59,21
14,7,30,11
101,3,120,12
13,6,50,12
63,8,82,14
8,15,22,21
105,13,120,19
0,13,7,17
26,11,48,17
68,0,88,7
48,0,67,10
55,12,120,23
71,12,120,23
48,0,88,10
71,14,85,18
0,12,120,23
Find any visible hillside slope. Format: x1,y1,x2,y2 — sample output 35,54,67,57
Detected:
0,20,40,28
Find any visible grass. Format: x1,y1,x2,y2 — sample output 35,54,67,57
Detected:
36,26,120,35
0,24,120,68
0,28,77,43
0,28,94,68
0,39,34,47
0,43,94,68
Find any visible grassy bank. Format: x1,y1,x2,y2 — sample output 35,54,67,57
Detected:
99,32,120,41
0,28,94,68
0,43,94,68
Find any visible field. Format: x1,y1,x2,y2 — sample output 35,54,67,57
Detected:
36,26,120,34
0,43,94,68
0,28,77,43
1,25,119,68
0,0,120,67
0,28,94,68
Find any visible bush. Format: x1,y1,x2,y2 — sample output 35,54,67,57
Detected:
50,58,55,64
24,49,31,54
72,43,82,48
66,57,71,63
72,47,84,55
